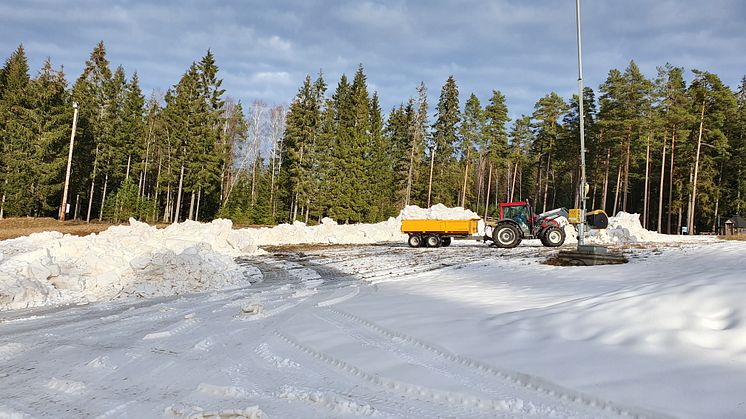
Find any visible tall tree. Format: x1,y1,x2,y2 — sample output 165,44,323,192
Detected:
531,92,567,212
430,76,460,206
0,45,33,217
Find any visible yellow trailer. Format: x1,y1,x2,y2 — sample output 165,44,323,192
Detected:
401,218,480,248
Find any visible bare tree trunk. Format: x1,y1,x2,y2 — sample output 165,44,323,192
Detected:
613,164,622,216
194,189,201,221
98,173,108,222
0,179,7,219
677,206,683,235
174,163,185,223
685,165,693,234
688,100,706,234
519,163,523,201
643,134,651,228
476,155,485,213
250,162,257,206
657,131,667,233
188,191,196,221
86,145,100,223
125,155,131,181
510,160,519,202
667,128,676,234
405,142,416,207
494,171,500,213
427,147,436,208
542,154,551,213
460,148,470,207
601,147,610,212
712,166,723,233
163,185,171,223
622,129,631,212
534,154,543,209
292,192,299,222
484,161,493,220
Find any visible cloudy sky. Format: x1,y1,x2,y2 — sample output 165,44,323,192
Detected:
2,0,745,119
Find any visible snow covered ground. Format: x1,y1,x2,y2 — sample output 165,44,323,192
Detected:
1,211,744,418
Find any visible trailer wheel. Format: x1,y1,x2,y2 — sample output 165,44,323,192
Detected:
492,224,520,248
541,226,566,247
408,234,423,248
441,237,452,247
425,235,442,248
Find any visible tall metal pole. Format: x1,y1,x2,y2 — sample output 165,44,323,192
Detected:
59,102,79,221
575,0,587,248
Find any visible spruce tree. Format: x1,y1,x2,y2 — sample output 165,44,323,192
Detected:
28,59,71,215
430,76,460,206
458,94,485,208
531,92,567,212
484,90,510,209
0,45,33,217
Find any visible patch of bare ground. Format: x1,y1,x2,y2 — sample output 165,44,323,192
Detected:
718,235,746,241
0,217,121,240
261,243,365,253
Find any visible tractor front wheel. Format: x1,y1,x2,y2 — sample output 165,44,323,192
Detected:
492,224,520,248
541,226,566,247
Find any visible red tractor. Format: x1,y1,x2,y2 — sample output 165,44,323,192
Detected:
487,201,568,248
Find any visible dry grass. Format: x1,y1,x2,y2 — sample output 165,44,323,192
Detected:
0,217,120,240
718,235,746,241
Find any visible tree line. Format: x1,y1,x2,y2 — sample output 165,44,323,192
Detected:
1,42,744,233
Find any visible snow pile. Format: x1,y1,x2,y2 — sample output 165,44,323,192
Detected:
243,217,403,246
587,212,688,244
0,216,405,310
0,219,250,310
399,204,480,220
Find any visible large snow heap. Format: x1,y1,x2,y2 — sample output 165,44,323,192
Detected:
0,207,703,311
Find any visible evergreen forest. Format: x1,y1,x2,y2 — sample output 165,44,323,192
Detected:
1,42,745,234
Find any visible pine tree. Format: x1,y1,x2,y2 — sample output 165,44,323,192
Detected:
686,70,737,233
458,94,485,208
364,92,394,221
484,90,510,211
531,92,567,212
72,41,113,222
508,115,534,202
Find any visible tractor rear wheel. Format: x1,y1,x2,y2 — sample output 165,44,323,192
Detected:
541,226,566,247
408,234,423,248
425,235,442,248
492,224,520,248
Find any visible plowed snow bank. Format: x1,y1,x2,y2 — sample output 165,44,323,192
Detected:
0,208,709,311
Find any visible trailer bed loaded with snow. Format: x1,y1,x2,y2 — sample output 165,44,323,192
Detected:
401,218,480,248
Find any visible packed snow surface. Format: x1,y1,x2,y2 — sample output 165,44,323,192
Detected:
1,239,745,418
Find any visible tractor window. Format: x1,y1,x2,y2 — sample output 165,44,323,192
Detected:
503,205,530,234
503,205,528,222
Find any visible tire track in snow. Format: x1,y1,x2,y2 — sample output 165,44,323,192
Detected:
321,307,674,419
274,330,557,418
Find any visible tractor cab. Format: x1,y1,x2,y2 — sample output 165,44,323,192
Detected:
498,202,533,236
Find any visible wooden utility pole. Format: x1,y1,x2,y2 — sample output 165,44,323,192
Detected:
59,102,79,221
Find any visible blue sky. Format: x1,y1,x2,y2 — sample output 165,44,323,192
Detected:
2,0,745,119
